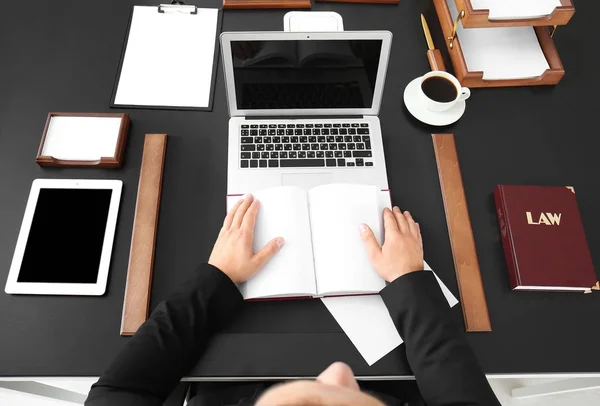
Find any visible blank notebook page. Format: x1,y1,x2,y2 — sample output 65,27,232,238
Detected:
309,184,386,295
449,0,550,80
114,6,218,108
470,0,562,20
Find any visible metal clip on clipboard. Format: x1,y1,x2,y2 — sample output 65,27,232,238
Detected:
158,0,197,14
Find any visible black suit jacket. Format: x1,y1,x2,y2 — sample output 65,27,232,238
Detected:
86,264,500,406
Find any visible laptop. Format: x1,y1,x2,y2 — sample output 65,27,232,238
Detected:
220,31,393,194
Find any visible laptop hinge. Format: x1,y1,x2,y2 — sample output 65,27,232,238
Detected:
245,115,365,120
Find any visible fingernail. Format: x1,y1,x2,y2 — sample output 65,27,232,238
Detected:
359,224,368,233
244,193,253,200
405,211,411,217
276,237,285,248
416,223,420,230
393,206,400,212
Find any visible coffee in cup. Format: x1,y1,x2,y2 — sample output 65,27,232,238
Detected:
419,71,470,112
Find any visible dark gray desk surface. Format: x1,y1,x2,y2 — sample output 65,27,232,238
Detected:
1,0,599,378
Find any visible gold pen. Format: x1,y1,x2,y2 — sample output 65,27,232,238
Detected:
421,14,446,72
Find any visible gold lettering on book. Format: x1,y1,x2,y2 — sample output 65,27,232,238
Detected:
526,212,561,226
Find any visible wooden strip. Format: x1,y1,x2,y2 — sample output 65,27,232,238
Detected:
120,134,168,336
317,0,398,4
426,49,446,72
223,0,311,9
431,134,491,332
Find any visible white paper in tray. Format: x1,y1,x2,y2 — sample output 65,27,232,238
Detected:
449,0,550,80
41,116,122,161
470,0,562,20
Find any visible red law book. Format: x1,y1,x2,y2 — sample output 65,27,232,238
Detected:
494,185,597,292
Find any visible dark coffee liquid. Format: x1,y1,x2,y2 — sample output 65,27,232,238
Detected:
421,76,458,103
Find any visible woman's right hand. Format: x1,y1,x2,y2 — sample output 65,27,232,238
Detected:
359,207,424,283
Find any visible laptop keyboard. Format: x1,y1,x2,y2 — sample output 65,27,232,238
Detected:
240,122,373,169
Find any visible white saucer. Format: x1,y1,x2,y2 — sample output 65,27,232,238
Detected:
403,77,466,126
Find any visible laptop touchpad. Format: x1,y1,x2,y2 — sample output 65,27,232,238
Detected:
281,173,332,190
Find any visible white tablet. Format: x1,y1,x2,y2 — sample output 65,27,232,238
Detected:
5,179,122,295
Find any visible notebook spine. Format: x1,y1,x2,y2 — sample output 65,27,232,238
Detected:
494,186,519,290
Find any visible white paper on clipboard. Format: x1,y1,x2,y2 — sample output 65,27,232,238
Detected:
113,6,219,109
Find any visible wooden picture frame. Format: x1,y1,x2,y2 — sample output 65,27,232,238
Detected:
455,0,574,28
36,112,130,168
433,0,564,88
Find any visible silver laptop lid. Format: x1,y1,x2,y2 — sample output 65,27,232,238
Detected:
220,31,392,117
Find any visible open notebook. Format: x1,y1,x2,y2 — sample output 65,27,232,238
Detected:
227,184,390,300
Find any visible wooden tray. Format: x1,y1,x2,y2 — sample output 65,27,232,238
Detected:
36,112,130,168
433,0,564,88
455,0,574,28
223,0,311,9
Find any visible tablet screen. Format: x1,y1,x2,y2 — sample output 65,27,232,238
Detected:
17,188,113,284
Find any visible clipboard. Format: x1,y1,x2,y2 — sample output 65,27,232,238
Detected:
110,2,223,111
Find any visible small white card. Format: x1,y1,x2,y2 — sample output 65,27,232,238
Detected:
321,261,458,366
284,11,344,32
41,116,122,161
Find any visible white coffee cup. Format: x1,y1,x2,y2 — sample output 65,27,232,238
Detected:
419,71,470,112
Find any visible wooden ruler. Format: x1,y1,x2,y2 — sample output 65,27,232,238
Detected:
120,134,168,336
432,133,491,332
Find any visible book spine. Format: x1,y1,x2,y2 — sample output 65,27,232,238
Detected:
494,187,519,290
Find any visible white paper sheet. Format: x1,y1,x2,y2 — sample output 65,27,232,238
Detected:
322,295,401,366
322,261,458,366
424,261,459,308
470,0,561,20
41,116,122,161
114,6,219,108
449,0,550,80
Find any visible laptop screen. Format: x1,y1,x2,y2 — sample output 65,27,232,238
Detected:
230,39,383,110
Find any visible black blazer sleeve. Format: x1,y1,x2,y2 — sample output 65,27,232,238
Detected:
381,271,500,406
85,264,244,406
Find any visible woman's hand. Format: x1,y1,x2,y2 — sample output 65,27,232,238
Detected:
359,207,423,283
209,194,284,283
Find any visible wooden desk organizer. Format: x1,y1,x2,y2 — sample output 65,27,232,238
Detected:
223,0,311,9
36,112,130,168
433,0,565,88
455,0,575,28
